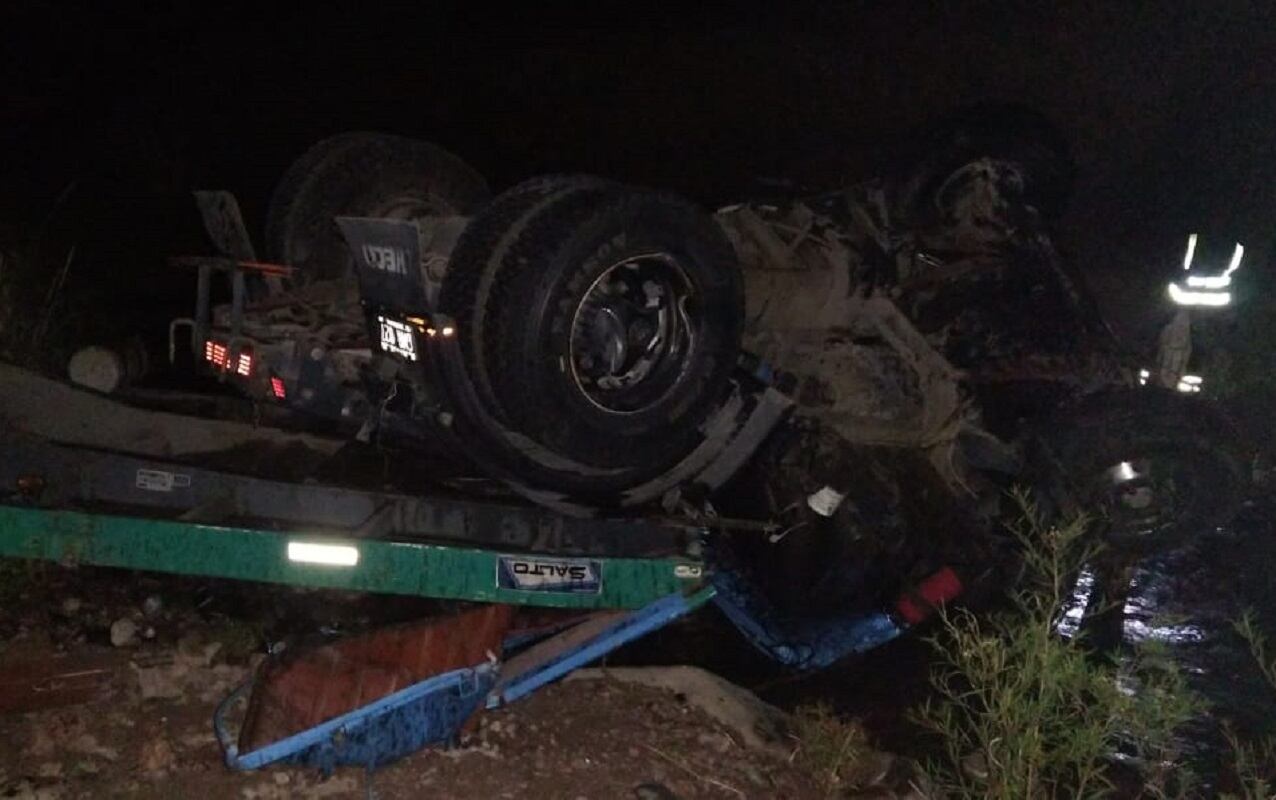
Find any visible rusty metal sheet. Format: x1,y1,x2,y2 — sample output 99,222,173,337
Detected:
239,604,514,753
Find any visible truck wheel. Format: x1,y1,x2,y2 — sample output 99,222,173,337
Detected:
895,103,1074,226
439,175,615,424
453,179,744,475
1036,389,1248,554
266,132,489,282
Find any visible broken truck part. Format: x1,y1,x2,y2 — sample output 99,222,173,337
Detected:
167,121,1248,649
0,110,1253,773
0,363,960,772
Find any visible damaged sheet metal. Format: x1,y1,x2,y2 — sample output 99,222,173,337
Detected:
216,588,714,773
237,605,514,756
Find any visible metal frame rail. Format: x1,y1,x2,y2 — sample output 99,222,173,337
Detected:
0,432,708,610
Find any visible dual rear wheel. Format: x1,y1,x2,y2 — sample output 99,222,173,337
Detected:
269,138,744,502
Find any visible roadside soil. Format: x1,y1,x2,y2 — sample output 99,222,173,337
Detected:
0,564,834,800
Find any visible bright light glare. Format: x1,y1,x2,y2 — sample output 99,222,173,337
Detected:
287,541,360,566
1137,368,1150,386
1176,375,1203,393
1168,282,1231,307
1186,274,1232,289
1182,233,1198,271
1116,461,1137,481
1181,374,1203,385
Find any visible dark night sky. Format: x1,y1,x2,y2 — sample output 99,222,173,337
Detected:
3,1,1276,343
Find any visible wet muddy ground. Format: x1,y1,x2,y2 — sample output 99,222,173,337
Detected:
749,508,1276,796
615,504,1276,797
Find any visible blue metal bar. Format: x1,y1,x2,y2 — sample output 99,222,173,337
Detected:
486,586,716,708
214,662,497,772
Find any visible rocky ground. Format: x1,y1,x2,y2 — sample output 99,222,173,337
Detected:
0,564,926,799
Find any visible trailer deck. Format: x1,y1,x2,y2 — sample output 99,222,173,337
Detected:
0,363,952,774
0,365,709,610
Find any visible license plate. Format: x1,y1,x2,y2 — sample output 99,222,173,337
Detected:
377,316,418,361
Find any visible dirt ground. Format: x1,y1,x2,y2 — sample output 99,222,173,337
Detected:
0,565,851,799
0,669,825,799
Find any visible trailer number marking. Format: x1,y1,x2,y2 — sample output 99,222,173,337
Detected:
135,469,191,493
497,556,602,594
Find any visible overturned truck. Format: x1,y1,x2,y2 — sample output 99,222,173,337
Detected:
178,109,1248,661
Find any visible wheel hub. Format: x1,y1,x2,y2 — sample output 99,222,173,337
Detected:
1101,457,1179,543
569,254,697,414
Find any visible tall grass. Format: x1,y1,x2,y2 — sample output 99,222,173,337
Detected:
912,491,1201,799
1223,612,1276,800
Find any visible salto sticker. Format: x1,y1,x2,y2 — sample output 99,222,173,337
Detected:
496,556,602,594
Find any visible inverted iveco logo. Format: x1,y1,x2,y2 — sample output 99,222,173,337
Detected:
362,244,408,275
497,556,602,594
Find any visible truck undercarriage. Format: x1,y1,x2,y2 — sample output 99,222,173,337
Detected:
174,120,1250,602
0,111,1250,771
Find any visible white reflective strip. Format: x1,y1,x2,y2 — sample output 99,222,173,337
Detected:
1181,374,1203,385
287,541,360,566
1226,242,1245,276
807,486,846,517
1183,233,1198,271
1168,282,1231,307
1185,274,1232,289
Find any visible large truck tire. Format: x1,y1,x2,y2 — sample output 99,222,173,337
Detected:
266,132,489,282
1033,388,1249,554
440,177,744,483
438,175,614,423
894,103,1075,227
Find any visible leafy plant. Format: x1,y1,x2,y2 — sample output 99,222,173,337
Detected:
912,491,1201,799
1221,611,1276,800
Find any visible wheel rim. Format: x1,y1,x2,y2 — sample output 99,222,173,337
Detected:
568,253,699,415
1098,456,1187,546
932,159,1029,219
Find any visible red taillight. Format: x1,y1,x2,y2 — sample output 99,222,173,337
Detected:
203,340,253,378
895,567,963,626
270,376,287,400
204,340,230,370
